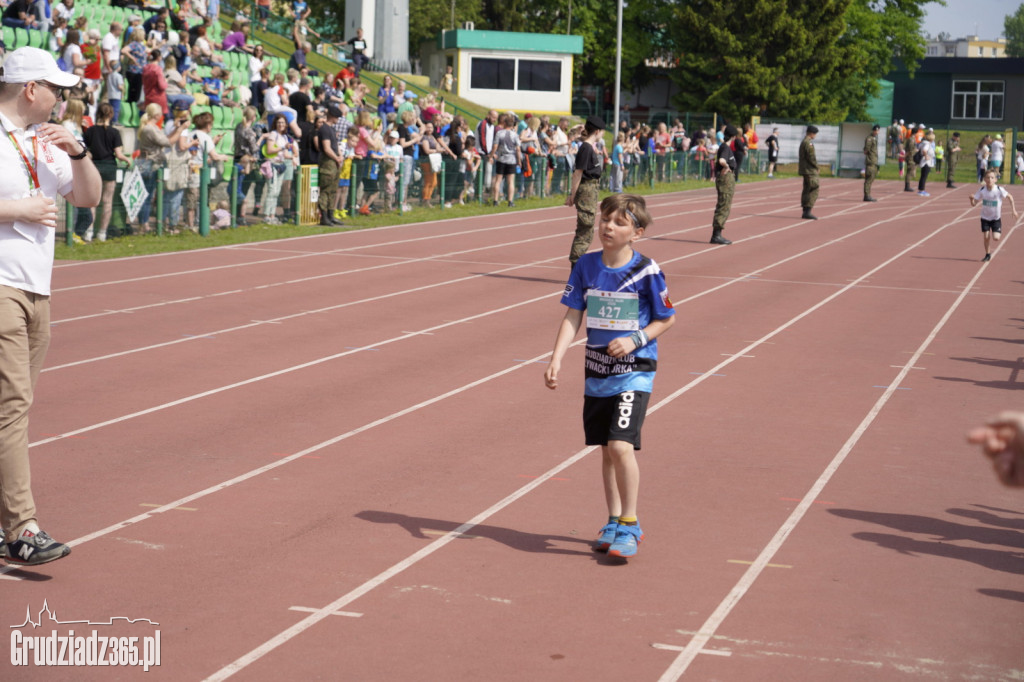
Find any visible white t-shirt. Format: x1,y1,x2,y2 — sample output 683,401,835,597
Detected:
0,113,75,295
54,1,74,23
192,130,217,158
973,185,1009,222
248,55,264,82
60,43,81,73
384,142,402,163
991,139,1004,164
102,32,120,66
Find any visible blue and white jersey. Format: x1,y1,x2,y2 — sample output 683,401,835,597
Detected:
561,250,675,397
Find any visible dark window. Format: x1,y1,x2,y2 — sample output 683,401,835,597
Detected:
951,80,1004,120
471,58,515,90
517,60,561,92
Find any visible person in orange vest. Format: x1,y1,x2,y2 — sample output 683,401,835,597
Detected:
743,122,758,175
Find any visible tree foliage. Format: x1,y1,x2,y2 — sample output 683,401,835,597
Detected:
408,0,486,52
668,0,853,122
664,0,933,123
1006,3,1024,58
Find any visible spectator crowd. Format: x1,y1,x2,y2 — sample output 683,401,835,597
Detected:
0,0,782,242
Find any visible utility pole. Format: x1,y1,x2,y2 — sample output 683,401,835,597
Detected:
613,0,622,135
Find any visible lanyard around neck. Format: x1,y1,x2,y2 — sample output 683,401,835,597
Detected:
5,129,41,192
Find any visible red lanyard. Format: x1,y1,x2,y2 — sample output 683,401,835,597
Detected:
6,131,40,192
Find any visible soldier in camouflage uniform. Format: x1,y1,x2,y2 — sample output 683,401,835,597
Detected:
945,131,961,189
566,116,606,266
863,124,879,202
798,125,819,220
710,124,738,244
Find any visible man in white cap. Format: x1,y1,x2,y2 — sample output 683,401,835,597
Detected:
0,47,100,567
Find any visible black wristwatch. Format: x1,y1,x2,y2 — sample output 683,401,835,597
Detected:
67,148,88,160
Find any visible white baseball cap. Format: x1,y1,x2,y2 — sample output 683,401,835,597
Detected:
0,47,80,88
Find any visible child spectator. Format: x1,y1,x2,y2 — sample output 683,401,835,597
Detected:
382,160,397,211
212,200,232,228
186,141,202,229
611,132,625,193
460,134,479,204
543,193,676,559
336,128,358,219
106,60,124,123
440,64,454,93
970,168,1019,262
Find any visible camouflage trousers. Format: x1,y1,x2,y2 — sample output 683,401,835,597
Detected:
801,173,819,209
905,159,917,185
712,170,734,230
569,179,600,265
864,163,877,198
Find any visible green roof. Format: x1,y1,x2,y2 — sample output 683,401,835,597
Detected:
438,30,584,55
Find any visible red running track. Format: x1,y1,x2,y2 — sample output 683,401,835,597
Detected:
2,178,1023,681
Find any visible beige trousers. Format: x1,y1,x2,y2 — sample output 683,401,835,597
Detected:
0,285,50,540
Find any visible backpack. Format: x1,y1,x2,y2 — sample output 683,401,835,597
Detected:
913,150,923,166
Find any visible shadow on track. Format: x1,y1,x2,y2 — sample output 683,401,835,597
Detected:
355,510,595,556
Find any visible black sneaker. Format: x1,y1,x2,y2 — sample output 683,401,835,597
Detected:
982,253,991,262
5,528,71,566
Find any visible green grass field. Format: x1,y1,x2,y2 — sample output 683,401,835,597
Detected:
56,174,730,261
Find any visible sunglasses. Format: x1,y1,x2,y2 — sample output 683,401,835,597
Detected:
32,81,64,101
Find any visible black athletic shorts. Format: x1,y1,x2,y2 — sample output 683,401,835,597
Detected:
981,218,1002,233
495,161,517,176
583,390,651,451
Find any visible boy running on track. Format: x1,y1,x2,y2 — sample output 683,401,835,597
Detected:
970,169,1018,262
544,194,675,559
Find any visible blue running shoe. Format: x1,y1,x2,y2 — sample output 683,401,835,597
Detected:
595,521,619,552
4,528,70,566
607,524,644,558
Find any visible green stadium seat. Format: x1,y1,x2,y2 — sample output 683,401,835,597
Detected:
212,105,226,130
3,27,15,49
217,130,234,154
119,102,135,127
27,29,43,48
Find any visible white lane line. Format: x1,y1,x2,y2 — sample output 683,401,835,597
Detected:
655,209,989,682
287,607,363,618
0,347,569,581
29,292,558,449
51,189,735,291
50,188,800,323
51,218,568,293
43,199,802,369
202,204,967,682
49,213,681,326
652,644,731,657
38,190,910,442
